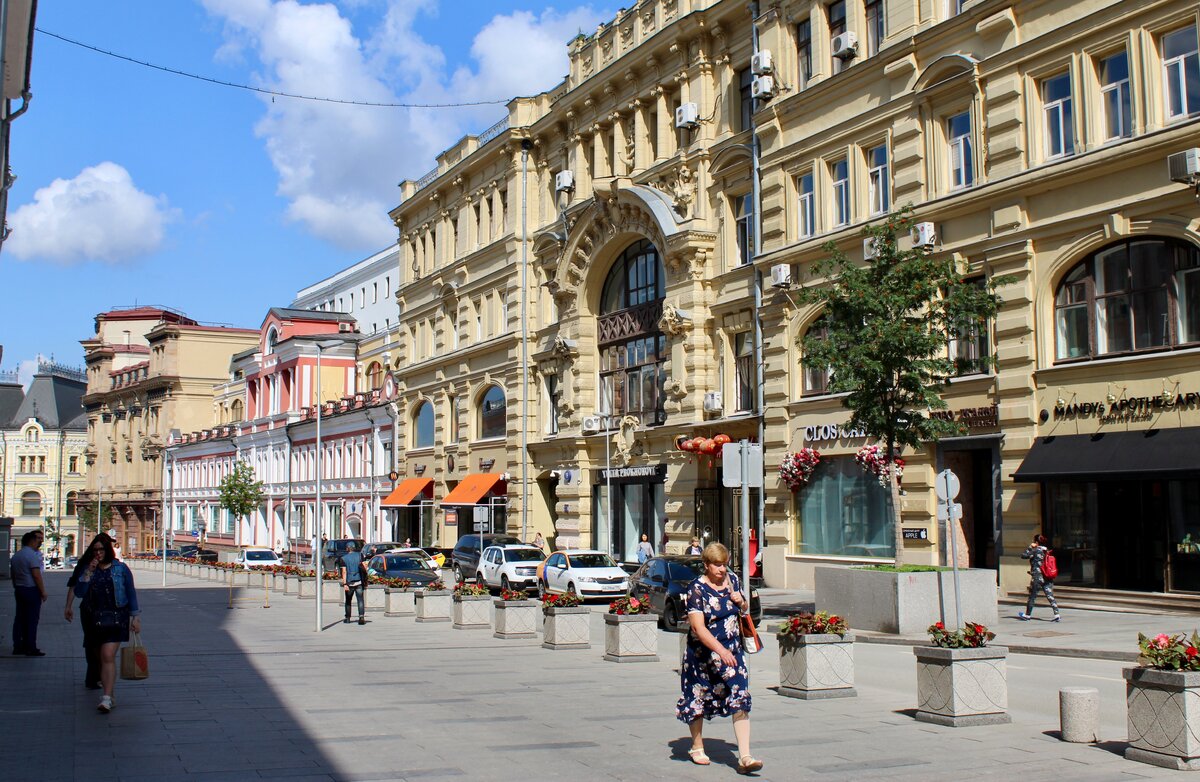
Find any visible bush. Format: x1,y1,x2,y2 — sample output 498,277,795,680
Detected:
928,621,994,648
777,610,848,638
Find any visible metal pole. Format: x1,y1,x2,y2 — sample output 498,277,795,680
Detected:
162,454,169,587
750,0,767,574
739,440,751,604
314,345,324,632
519,140,531,543
605,419,612,557
945,487,963,630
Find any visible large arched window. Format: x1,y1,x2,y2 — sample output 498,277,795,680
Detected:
412,401,434,449
21,491,42,516
1054,237,1200,360
478,385,506,439
266,327,279,354
65,491,78,516
367,362,383,390
597,240,668,424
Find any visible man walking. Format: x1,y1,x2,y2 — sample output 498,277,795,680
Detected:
339,541,367,625
12,530,48,656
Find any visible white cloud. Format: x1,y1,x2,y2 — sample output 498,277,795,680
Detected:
16,357,39,390
6,162,174,265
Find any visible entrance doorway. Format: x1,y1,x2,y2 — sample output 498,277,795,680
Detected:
1098,482,1167,592
940,448,998,569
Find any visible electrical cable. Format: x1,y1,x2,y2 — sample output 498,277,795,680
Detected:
36,27,509,109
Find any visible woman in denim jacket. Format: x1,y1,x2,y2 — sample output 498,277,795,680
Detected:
64,534,141,713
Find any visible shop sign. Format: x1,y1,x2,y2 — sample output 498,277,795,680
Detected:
444,508,457,526
803,422,867,444
1053,390,1200,424
414,464,426,476
902,528,928,540
597,464,668,482
930,404,998,429
480,458,496,470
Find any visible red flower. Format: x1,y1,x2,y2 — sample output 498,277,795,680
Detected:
1187,646,1198,658
935,621,945,630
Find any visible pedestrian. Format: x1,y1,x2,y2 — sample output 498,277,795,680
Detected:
1018,534,1060,622
339,541,367,625
636,533,654,564
64,533,114,688
686,538,703,556
676,542,762,774
11,530,48,656
403,537,412,548
531,531,546,553
62,534,141,713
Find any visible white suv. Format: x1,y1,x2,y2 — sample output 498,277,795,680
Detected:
476,545,546,593
235,549,282,569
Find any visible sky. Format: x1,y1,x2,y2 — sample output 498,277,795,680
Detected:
0,0,613,387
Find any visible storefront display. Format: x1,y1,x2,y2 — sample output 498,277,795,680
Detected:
795,457,894,558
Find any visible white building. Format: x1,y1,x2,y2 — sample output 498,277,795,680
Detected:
291,245,400,339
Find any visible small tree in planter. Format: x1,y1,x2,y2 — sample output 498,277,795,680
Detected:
777,611,855,699
1125,630,1200,769
415,578,451,623
914,620,1009,727
494,587,539,640
452,581,491,629
379,577,415,616
542,592,590,650
604,595,659,663
217,460,265,548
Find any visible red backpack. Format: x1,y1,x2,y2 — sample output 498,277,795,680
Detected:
1041,549,1058,580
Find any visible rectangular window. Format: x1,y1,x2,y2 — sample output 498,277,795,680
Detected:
949,280,991,375
545,374,560,435
734,332,755,412
734,194,754,266
797,172,816,238
1163,25,1200,121
947,111,974,189
829,1,847,75
450,395,461,442
831,158,850,226
739,67,754,132
1042,71,1075,159
1099,51,1132,140
796,19,812,88
797,457,894,557
69,456,79,473
867,143,890,215
372,282,378,304
865,0,884,57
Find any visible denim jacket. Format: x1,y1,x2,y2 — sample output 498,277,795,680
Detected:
73,561,141,616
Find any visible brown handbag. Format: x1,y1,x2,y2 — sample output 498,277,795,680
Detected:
739,613,762,654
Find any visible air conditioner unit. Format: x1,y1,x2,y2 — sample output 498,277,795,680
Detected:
703,392,723,414
832,32,859,60
912,221,937,248
555,170,575,192
769,263,792,288
863,237,880,260
751,49,774,75
750,75,776,100
581,415,603,434
675,102,700,128
1168,148,1200,183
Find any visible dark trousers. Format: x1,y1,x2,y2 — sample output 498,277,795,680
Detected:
1026,577,1059,614
344,583,365,619
80,609,100,685
12,586,42,652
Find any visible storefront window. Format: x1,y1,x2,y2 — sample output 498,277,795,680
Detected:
795,457,894,557
592,479,665,562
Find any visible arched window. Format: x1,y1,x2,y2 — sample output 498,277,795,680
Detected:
412,401,434,449
1054,237,1200,360
367,362,383,390
25,427,38,443
801,318,832,395
597,239,668,424
65,491,78,516
266,327,279,354
21,491,41,516
478,385,506,439
230,399,244,422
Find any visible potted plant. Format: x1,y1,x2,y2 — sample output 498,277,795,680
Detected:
603,595,659,663
542,592,590,650
777,611,855,699
494,587,538,640
914,621,1009,727
452,581,491,629
415,578,451,623
296,569,318,599
1124,630,1200,769
320,569,344,604
380,577,415,616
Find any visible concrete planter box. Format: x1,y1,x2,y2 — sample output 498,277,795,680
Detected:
1124,667,1200,770
297,577,317,599
185,563,197,578
542,606,591,650
415,590,452,622
603,613,659,663
321,579,345,604
385,588,416,616
914,646,1010,727
493,600,538,639
271,572,286,592
365,584,385,613
245,570,270,590
779,633,856,699
283,575,299,595
452,595,492,629
815,566,998,635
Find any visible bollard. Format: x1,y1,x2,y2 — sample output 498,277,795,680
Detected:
1059,686,1099,743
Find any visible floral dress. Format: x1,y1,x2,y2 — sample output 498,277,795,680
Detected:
675,574,751,723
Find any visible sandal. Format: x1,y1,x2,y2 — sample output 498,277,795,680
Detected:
688,748,711,766
737,755,764,774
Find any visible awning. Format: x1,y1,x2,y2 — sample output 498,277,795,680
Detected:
442,473,506,505
379,478,433,507
1012,428,1200,482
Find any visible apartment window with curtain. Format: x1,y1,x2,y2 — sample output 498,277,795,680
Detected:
734,332,755,412
828,1,847,74
734,194,754,266
1099,51,1132,140
796,19,812,89
831,158,850,226
1042,71,1075,159
738,67,754,132
867,143,890,215
865,0,884,57
1163,25,1199,121
949,279,991,376
797,172,816,238
802,319,832,395
947,111,974,189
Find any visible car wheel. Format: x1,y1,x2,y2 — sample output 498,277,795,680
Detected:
664,601,681,632
501,575,511,592
537,578,547,599
477,572,487,590
567,582,578,597
452,564,463,583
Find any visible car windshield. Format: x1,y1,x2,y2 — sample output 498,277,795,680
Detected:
569,554,616,569
384,556,431,571
246,551,276,561
505,549,545,562
668,561,703,581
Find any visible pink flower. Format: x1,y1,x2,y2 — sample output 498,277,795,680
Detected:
1155,633,1172,649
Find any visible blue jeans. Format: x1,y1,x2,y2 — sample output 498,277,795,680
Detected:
344,583,365,619
12,585,42,652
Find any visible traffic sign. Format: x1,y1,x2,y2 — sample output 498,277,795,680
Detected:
721,442,764,488
936,502,964,521
191,530,200,538
935,469,961,502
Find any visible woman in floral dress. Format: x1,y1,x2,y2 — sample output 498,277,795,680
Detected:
676,542,762,774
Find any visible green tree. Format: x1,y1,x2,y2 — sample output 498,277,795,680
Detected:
797,208,1008,565
217,460,265,544
77,504,98,537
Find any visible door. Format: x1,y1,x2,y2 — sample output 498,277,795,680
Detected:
694,488,722,552
546,552,568,592
480,548,500,585
1098,481,1167,592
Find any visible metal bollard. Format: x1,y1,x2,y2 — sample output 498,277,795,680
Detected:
1059,686,1099,743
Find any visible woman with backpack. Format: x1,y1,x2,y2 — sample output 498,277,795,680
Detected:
1018,534,1060,622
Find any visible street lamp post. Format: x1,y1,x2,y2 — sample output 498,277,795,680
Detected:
312,338,342,633
162,456,171,587
596,413,613,558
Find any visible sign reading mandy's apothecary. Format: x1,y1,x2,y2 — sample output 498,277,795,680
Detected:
596,464,668,483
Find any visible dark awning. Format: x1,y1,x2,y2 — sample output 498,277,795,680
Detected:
1012,428,1200,482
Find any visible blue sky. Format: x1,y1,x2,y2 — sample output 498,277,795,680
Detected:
0,0,611,385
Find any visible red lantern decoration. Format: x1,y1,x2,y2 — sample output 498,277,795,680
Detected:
713,433,732,447
690,437,707,452
701,438,717,455
679,439,695,452
675,435,692,451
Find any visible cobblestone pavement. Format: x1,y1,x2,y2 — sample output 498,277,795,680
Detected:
0,568,1182,781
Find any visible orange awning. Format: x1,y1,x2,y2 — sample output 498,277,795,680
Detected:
380,478,433,507
442,473,506,505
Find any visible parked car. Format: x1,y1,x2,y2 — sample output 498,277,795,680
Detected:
152,549,183,559
476,545,546,592
365,552,441,587
235,548,283,570
379,547,440,572
321,538,366,571
179,547,219,563
537,549,629,599
422,547,449,569
627,555,762,630
451,534,522,583
361,541,407,559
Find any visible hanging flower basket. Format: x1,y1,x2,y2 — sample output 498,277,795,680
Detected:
855,444,904,487
779,448,821,491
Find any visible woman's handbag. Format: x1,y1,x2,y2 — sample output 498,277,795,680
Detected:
739,613,762,654
120,632,150,680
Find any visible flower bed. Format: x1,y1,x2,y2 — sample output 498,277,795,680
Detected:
777,612,855,699
604,598,658,663
1125,630,1200,769
542,593,589,650
914,621,1008,727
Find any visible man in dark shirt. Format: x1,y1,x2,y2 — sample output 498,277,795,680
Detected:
339,542,367,625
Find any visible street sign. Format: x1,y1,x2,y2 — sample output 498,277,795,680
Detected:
473,506,489,532
936,502,964,521
721,442,764,488
191,530,200,538
935,469,961,502
902,527,929,540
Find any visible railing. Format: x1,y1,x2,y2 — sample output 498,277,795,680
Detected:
0,370,18,383
38,359,86,382
477,117,509,146
415,167,438,189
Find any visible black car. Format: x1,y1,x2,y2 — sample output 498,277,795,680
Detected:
361,541,406,559
152,549,183,558
321,538,366,571
628,555,762,631
178,546,219,563
451,533,522,583
365,553,440,587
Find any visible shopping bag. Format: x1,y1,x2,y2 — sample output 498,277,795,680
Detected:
120,632,150,680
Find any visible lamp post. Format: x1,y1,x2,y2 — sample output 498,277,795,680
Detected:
596,413,613,558
162,455,171,587
312,338,342,632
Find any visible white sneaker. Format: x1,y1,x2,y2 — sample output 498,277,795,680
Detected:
98,695,113,713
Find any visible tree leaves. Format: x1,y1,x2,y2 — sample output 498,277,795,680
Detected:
217,460,265,520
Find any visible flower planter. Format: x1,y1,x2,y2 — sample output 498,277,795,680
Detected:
493,600,539,639
415,590,452,622
283,574,298,595
452,595,492,629
914,646,1010,727
365,584,385,613
246,570,269,590
271,572,286,592
384,588,416,616
297,577,317,599
779,634,856,699
604,613,659,663
542,606,591,650
1124,667,1200,770
321,579,345,604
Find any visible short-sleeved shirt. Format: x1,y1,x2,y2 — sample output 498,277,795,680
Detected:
11,547,44,588
339,551,365,584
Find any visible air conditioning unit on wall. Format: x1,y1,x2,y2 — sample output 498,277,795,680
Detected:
555,170,575,192
751,50,774,75
675,102,700,128
581,415,603,434
1168,148,1200,183
912,221,937,248
832,32,859,60
863,237,880,260
703,392,723,414
769,264,792,288
750,75,776,100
